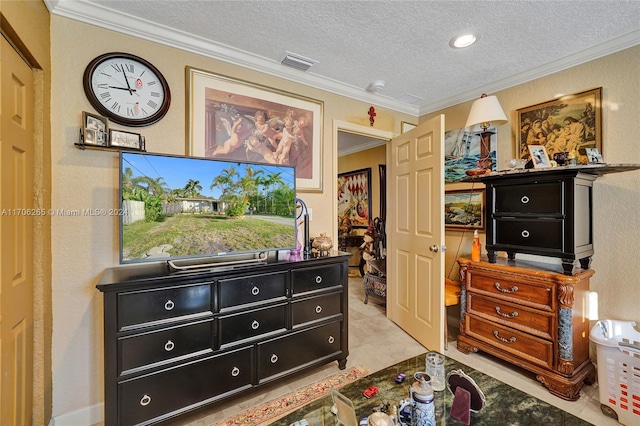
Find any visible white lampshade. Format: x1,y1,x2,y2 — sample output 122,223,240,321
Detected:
465,94,508,130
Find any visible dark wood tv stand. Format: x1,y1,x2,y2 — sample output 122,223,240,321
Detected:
96,252,351,426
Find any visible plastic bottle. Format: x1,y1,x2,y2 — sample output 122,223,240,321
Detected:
471,230,481,261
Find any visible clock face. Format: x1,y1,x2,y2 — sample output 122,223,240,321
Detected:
83,52,171,127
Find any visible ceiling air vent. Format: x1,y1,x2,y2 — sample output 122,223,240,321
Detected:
280,51,318,71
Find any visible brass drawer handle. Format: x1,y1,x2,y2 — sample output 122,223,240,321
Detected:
494,282,518,293
315,305,322,314
493,330,516,343
231,366,240,377
140,394,152,406
495,306,519,318
251,286,260,296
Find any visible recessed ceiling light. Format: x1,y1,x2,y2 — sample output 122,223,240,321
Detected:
450,33,477,49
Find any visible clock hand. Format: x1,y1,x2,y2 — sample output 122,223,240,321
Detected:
109,86,137,92
121,64,134,95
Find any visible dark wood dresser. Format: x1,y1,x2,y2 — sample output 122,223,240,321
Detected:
456,257,595,401
96,252,350,426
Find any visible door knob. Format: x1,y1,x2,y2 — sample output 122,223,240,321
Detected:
429,245,439,252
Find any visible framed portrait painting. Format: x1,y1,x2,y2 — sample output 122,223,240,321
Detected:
187,67,324,192
444,189,484,230
517,87,602,160
338,168,372,228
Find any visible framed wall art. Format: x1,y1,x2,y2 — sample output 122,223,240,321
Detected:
517,87,602,160
444,189,484,230
338,168,372,228
109,129,144,150
187,67,324,192
444,126,497,182
82,111,108,146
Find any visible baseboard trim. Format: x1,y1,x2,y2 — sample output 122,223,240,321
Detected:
51,402,103,426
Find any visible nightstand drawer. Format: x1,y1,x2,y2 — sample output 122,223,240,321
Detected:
494,218,563,250
219,271,287,311
219,303,287,346
494,182,563,215
468,272,554,310
467,293,553,340
118,283,212,330
465,315,553,369
119,347,253,426
292,292,342,327
119,319,215,375
292,264,342,294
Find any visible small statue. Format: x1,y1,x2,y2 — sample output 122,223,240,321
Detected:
312,233,333,256
359,224,376,273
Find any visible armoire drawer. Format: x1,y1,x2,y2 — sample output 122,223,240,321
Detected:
468,271,554,310
494,218,564,250
292,292,342,327
467,293,554,340
118,319,215,375
291,264,342,294
257,321,342,383
465,315,553,370
118,283,212,331
118,346,254,426
219,271,287,311
219,303,287,346
494,182,563,215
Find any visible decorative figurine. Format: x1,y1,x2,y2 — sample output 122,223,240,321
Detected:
359,224,376,273
312,233,333,256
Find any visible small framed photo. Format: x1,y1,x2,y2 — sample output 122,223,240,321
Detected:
528,145,551,168
584,147,604,163
109,129,144,150
82,111,108,146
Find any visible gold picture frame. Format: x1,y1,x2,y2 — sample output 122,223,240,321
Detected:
187,67,324,192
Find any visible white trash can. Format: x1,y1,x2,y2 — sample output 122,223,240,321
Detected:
589,320,640,425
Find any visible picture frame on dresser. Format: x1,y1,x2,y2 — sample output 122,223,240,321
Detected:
528,145,551,168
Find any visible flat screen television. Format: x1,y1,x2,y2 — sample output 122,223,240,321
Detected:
119,151,297,264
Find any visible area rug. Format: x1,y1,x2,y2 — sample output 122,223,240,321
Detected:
213,365,371,426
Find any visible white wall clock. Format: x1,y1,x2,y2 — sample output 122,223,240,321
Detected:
83,52,171,127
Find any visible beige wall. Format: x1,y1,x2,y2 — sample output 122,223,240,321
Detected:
423,46,640,324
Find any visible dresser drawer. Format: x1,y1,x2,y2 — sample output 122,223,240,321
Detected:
118,283,212,331
219,271,287,311
467,293,554,340
119,346,253,426
468,272,554,310
494,182,563,216
219,303,287,347
292,292,342,327
494,218,564,250
257,321,342,383
465,315,553,369
118,319,215,375
292,264,342,294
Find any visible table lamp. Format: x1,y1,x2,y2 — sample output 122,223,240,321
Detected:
465,94,508,170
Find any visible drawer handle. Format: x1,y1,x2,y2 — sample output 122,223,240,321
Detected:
315,275,323,284
494,282,518,293
315,305,322,314
231,367,240,377
521,195,530,204
328,335,335,344
495,306,519,318
493,330,516,344
164,300,175,311
251,286,260,296
270,354,279,364
251,320,260,330
521,230,530,238
164,340,175,352
140,394,152,406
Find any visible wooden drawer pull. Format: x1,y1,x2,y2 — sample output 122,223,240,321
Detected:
494,282,518,293
328,335,335,344
251,286,260,296
231,367,240,377
140,394,152,406
493,330,516,344
315,275,323,284
315,305,323,314
164,300,175,311
164,340,175,351
495,306,519,318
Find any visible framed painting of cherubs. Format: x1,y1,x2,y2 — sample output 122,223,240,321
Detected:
187,67,324,192
516,87,602,162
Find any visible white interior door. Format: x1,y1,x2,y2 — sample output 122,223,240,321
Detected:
386,115,445,352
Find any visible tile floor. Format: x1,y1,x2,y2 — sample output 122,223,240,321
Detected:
168,274,618,426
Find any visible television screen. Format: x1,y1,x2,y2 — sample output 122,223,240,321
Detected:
119,152,296,264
